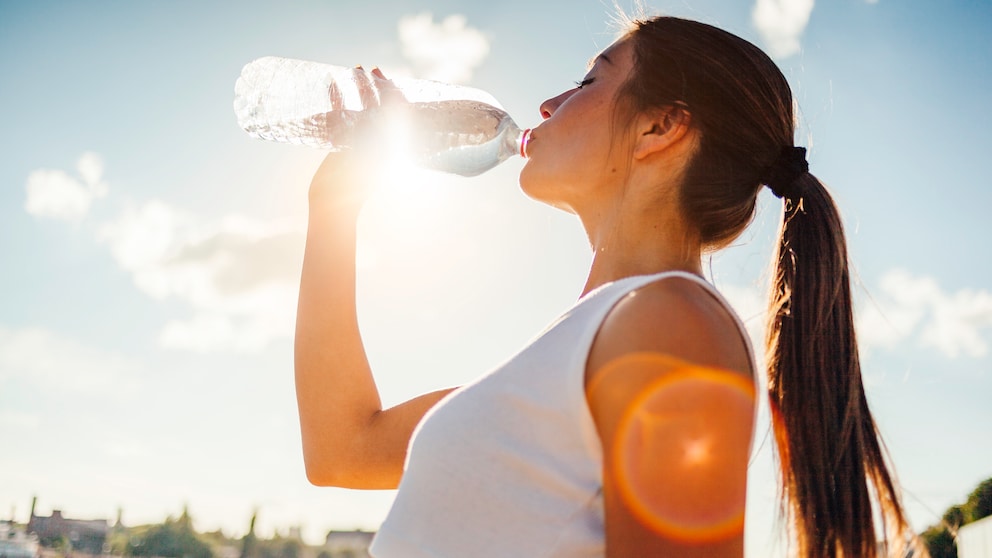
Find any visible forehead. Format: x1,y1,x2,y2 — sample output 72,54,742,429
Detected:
587,39,631,70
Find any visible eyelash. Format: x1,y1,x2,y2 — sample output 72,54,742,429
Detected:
574,78,595,89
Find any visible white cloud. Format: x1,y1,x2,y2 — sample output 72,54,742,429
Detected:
25,151,304,354
0,326,141,396
76,152,107,190
24,152,108,221
752,0,815,59
857,269,992,358
0,410,41,430
97,201,304,353
715,269,992,363
398,12,490,84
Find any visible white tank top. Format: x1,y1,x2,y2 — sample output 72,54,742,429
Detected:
370,271,757,558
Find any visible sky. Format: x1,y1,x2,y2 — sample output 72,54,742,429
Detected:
1,0,990,555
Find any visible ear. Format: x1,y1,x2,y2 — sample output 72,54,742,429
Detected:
632,104,692,161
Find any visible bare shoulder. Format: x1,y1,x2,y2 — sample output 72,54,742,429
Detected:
586,275,753,385
585,275,756,556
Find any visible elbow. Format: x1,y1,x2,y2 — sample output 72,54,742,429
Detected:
303,459,352,488
301,446,348,487
301,446,395,489
301,446,373,488
303,461,340,487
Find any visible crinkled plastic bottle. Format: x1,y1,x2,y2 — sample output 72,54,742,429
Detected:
233,57,529,177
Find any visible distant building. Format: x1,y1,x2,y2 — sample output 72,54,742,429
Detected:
0,521,40,558
323,530,373,558
960,514,992,558
27,508,108,555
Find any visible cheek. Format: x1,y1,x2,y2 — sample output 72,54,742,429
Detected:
516,105,619,204
519,133,606,189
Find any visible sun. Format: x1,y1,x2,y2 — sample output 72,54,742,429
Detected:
363,106,455,216
354,110,465,287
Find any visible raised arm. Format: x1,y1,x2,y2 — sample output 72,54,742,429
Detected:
295,152,455,489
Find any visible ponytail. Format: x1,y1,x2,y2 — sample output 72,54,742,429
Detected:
765,175,919,557
618,15,922,555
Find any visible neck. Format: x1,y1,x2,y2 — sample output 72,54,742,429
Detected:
579,200,703,297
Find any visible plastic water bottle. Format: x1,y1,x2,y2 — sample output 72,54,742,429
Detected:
233,57,530,177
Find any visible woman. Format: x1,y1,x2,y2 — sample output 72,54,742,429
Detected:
295,15,920,558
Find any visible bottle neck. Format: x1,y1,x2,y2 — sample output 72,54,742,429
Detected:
517,128,531,159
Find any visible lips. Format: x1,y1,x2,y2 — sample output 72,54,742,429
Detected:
522,127,539,158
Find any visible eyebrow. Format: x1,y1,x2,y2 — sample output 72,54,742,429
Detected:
586,52,613,70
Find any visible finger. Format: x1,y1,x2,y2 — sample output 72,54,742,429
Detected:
352,65,381,110
371,67,407,106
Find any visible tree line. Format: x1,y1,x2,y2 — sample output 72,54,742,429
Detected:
922,476,992,558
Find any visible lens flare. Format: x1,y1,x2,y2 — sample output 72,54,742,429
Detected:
605,355,755,543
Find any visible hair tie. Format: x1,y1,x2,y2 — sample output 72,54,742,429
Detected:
764,146,809,199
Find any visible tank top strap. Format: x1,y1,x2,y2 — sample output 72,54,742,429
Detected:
600,270,759,380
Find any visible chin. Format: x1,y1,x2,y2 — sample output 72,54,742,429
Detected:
518,168,576,213
519,163,554,204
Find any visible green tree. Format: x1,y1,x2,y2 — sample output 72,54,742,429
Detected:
944,505,966,530
965,478,992,521
107,528,132,556
240,511,257,558
277,537,301,558
127,517,213,558
922,525,957,558
921,476,992,558
250,533,304,558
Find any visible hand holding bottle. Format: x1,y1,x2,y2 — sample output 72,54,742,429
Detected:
234,57,529,177
307,67,402,212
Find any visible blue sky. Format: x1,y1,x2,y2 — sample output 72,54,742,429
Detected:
2,0,990,555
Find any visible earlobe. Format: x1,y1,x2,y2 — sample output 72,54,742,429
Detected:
632,106,692,161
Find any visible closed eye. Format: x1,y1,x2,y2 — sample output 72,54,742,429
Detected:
574,77,595,89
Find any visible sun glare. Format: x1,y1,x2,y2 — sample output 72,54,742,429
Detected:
683,436,713,466
367,107,453,214
353,106,468,294
593,354,756,543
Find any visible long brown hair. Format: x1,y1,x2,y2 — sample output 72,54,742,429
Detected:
621,16,919,557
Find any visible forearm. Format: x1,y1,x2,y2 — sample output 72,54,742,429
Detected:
294,195,455,489
294,199,386,485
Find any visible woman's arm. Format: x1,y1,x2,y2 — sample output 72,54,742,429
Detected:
586,277,755,557
295,152,454,489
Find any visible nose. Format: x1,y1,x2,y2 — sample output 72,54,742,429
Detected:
539,89,575,120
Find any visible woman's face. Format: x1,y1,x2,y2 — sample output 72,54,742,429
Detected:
519,39,635,213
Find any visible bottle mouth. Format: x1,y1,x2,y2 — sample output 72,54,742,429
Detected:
519,128,531,158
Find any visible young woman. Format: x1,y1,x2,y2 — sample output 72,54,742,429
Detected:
294,15,920,558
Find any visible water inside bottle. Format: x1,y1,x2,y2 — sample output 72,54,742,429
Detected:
238,106,362,150
406,100,522,177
